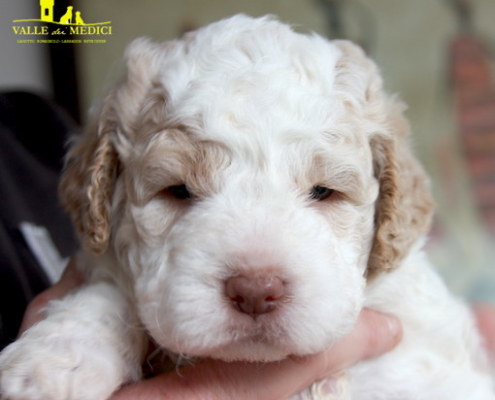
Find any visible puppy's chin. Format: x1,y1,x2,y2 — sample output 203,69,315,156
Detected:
156,331,325,363
217,342,294,362
185,340,294,362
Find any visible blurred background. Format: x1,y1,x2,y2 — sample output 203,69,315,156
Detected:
1,0,494,301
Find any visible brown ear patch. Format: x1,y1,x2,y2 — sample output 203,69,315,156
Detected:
367,130,434,279
59,106,118,255
367,137,402,277
59,38,164,255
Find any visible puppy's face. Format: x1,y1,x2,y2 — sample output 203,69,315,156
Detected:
60,16,433,362
117,106,378,362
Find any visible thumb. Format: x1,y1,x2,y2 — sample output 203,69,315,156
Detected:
314,309,402,380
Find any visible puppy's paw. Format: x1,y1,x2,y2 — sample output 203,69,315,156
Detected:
0,332,126,400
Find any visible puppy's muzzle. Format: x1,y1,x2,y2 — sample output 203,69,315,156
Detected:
225,275,285,316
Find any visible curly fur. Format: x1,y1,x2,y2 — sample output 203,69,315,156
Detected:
1,14,493,400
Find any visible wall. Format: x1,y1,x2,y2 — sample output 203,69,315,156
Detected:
0,1,51,95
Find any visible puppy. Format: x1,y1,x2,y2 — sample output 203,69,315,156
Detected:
0,14,493,400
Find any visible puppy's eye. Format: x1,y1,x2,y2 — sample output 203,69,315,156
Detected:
166,184,192,200
310,185,334,201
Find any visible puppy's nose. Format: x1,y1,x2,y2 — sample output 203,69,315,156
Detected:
225,275,285,316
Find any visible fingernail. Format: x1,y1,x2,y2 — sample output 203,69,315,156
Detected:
386,315,401,338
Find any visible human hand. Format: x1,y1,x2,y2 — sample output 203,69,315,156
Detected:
112,302,495,400
108,309,402,400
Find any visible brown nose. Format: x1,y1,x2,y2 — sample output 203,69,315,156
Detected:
225,275,285,316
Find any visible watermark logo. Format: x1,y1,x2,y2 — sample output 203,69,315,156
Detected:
12,0,112,44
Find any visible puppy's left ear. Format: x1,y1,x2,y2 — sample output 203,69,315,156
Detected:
334,41,434,278
59,38,163,254
58,94,119,255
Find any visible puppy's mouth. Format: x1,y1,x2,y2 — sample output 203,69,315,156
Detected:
207,312,300,361
178,312,296,362
230,319,284,344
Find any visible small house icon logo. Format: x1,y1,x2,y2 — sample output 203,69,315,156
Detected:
12,0,112,43
40,0,55,22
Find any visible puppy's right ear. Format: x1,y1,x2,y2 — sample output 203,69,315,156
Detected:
59,38,162,254
333,40,434,279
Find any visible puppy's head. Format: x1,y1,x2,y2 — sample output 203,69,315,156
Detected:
60,15,433,362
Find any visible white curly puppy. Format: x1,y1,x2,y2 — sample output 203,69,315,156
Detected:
0,14,493,400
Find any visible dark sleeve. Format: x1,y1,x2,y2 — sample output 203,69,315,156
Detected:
0,91,78,350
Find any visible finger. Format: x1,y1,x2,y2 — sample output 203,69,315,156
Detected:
324,309,402,371
110,357,314,400
310,309,402,381
18,256,84,334
473,303,495,354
